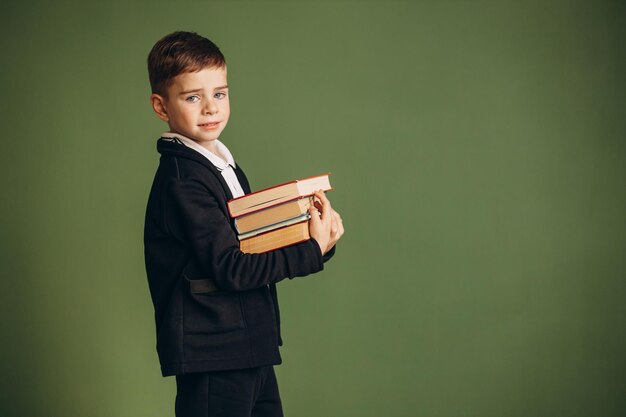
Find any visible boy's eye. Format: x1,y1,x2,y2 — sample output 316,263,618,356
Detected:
186,95,200,103
214,92,227,99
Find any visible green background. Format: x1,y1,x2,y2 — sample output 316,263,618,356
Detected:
1,1,625,416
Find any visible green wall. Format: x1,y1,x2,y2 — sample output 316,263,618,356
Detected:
1,1,625,416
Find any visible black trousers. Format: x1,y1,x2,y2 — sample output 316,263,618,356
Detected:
175,366,283,417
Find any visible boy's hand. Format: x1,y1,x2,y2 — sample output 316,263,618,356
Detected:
309,190,344,255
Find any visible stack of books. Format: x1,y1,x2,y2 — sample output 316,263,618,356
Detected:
227,173,332,254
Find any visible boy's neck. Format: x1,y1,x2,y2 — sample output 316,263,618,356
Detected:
198,140,226,163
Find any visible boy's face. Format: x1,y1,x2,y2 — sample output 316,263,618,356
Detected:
151,66,230,149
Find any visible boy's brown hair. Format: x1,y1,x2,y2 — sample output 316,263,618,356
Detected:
147,31,226,96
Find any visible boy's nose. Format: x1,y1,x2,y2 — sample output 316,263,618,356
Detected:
203,100,218,114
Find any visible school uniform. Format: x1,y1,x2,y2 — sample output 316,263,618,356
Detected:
144,134,334,416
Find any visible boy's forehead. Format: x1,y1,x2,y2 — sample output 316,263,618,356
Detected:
170,66,228,91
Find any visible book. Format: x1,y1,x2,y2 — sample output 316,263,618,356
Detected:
227,173,331,218
234,196,314,234
237,213,311,240
240,220,310,254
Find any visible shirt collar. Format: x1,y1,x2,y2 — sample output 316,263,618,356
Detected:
160,132,236,171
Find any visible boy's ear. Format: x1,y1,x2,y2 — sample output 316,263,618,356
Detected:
151,93,169,122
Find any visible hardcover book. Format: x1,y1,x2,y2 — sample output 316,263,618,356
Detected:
239,220,310,254
227,173,331,218
238,213,311,240
234,196,314,234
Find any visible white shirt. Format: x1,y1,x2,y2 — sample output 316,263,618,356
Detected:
161,132,246,198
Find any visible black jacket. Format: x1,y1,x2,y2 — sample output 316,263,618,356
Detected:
144,138,333,376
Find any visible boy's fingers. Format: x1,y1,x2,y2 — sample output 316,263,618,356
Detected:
314,190,332,221
309,205,320,217
308,207,321,229
312,191,323,207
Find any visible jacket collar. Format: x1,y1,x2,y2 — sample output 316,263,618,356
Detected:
156,138,236,200
160,132,236,171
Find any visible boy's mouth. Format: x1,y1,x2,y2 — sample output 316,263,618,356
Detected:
198,122,220,130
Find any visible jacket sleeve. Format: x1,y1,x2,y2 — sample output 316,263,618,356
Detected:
167,178,325,291
322,245,336,263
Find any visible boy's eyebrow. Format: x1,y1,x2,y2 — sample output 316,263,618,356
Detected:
178,85,229,95
179,88,202,95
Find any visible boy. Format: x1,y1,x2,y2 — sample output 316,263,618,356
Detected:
144,31,343,417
